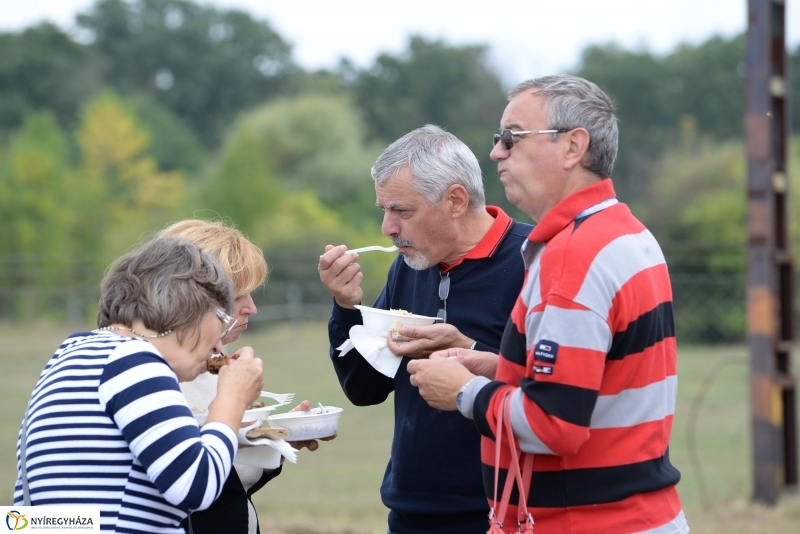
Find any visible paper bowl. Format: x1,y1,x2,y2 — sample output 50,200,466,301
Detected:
354,305,439,336
267,406,343,441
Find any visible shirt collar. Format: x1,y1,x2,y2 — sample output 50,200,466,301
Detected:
440,206,514,273
528,179,617,243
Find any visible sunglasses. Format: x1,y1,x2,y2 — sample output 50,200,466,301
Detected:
492,129,569,150
214,308,238,339
437,273,450,323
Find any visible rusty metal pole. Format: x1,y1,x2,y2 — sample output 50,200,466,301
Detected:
745,0,797,505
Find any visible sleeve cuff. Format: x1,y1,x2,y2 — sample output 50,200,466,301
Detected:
331,299,363,325
458,375,491,420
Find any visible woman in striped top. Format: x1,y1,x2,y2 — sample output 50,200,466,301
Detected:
14,236,264,533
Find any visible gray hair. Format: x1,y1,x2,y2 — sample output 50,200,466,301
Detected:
97,236,235,344
371,124,485,210
508,75,618,178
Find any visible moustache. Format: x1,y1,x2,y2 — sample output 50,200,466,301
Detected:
390,236,416,249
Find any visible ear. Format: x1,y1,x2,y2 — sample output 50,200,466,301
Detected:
444,184,470,217
562,128,591,171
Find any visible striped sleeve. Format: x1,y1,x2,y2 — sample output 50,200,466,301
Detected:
97,341,237,512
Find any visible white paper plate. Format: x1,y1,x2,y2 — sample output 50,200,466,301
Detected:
354,305,439,335
267,406,343,440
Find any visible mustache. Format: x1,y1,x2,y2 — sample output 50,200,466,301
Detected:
390,236,416,249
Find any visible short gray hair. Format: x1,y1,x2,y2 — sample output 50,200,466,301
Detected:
371,124,485,210
97,236,235,344
508,75,618,178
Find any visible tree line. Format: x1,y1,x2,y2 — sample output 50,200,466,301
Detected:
1,0,799,340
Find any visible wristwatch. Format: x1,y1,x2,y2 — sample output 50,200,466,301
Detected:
456,377,476,412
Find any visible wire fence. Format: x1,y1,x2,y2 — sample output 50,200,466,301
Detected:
0,242,796,344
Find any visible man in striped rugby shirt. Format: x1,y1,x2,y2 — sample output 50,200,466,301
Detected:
408,75,688,534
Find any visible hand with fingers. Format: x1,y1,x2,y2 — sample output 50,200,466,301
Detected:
319,245,364,308
386,323,475,359
407,354,475,411
285,400,338,451
429,347,498,380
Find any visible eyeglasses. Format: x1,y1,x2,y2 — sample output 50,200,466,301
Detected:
437,273,450,324
214,308,238,339
492,129,569,150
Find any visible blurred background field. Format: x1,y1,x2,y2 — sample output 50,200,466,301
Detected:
2,320,799,533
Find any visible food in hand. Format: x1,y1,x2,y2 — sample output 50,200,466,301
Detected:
390,320,413,342
206,353,239,374
245,426,289,440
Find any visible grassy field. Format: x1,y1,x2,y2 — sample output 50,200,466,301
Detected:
2,321,799,533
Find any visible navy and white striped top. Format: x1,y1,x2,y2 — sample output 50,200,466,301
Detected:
14,331,237,533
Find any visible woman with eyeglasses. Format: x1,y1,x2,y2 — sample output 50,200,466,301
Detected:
14,236,264,533
160,219,332,534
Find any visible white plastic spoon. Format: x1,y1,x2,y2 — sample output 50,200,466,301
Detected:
346,245,398,254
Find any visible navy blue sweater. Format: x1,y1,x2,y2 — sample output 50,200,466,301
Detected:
328,218,532,534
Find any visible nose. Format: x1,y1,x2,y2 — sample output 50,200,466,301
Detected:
490,141,509,162
212,338,224,355
381,211,399,237
237,294,257,318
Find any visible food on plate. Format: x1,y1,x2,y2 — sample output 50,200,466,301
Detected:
206,353,239,374
245,426,289,440
248,401,265,410
388,308,412,315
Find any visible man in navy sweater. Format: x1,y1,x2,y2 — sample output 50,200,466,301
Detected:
319,124,531,534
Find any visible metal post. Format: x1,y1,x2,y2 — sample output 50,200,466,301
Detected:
745,0,797,505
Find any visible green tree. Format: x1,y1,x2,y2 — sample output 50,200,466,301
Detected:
241,94,380,211
351,36,514,215
661,35,746,141
575,35,746,203
76,0,297,147
0,23,101,139
125,92,206,173
73,91,186,256
190,94,392,294
192,120,285,233
642,133,800,342
0,112,74,318
195,94,382,226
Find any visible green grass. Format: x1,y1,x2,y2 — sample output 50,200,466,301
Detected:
671,344,752,512
2,321,799,533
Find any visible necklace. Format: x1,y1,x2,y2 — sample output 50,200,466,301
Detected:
98,326,173,338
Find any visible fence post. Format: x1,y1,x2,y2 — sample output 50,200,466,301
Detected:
745,0,797,504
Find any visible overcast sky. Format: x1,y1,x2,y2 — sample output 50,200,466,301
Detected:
1,0,798,85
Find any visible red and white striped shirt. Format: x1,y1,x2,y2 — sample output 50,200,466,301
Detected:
470,179,687,533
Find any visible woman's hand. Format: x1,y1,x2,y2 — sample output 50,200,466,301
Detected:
205,347,263,430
